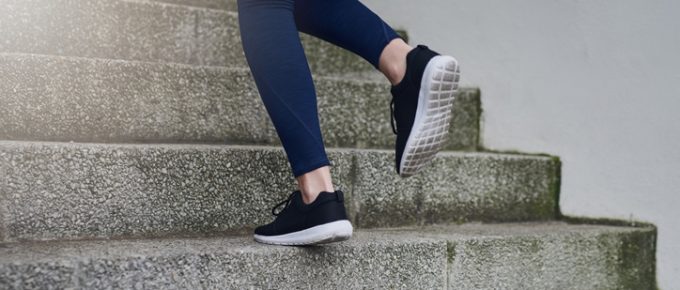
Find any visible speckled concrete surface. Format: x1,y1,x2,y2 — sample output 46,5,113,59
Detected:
0,230,446,289
351,150,559,227
0,53,480,150
0,222,656,289
152,0,237,11
0,142,354,242
385,222,656,290
0,0,377,76
0,141,556,242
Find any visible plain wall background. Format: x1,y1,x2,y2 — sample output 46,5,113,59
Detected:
361,0,680,288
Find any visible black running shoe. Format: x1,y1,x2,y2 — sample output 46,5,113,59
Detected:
390,45,460,177
253,190,353,245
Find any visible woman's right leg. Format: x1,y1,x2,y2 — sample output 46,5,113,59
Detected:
239,0,353,246
238,0,334,203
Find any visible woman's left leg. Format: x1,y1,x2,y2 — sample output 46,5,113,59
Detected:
293,0,461,177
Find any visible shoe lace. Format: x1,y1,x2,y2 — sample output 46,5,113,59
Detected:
390,97,398,135
271,192,295,216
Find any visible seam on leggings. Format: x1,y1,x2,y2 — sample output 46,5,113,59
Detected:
261,78,328,158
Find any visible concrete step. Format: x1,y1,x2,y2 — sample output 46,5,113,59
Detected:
0,141,559,242
0,53,479,150
0,222,656,289
0,0,378,76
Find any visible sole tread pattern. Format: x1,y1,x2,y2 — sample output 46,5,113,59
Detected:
400,56,460,177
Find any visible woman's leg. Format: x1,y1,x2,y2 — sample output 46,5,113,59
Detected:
293,0,461,177
238,0,333,203
293,0,411,84
239,1,353,244
239,0,458,245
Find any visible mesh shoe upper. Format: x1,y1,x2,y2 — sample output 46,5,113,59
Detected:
254,190,349,236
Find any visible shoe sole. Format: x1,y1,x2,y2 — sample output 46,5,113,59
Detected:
253,220,353,246
399,55,460,177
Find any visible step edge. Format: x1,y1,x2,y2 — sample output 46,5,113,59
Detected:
143,0,237,12
124,0,238,15
0,140,552,160
1,51,478,87
0,221,654,255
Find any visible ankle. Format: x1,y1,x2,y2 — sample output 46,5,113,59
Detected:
296,166,335,204
383,62,407,86
379,38,413,85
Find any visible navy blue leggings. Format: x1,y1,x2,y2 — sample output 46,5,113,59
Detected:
238,0,400,177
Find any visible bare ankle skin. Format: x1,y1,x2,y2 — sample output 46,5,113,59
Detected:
378,38,413,85
296,166,335,204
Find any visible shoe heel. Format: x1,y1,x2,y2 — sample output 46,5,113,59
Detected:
317,220,353,244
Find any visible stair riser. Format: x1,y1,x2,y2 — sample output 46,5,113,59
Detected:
446,229,656,290
0,53,480,150
0,237,446,289
0,226,655,289
0,142,558,242
352,149,559,227
0,0,375,76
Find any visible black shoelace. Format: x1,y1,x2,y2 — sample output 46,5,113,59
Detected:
390,97,398,135
271,192,295,216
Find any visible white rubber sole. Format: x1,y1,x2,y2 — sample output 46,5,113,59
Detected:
253,220,354,246
399,55,460,177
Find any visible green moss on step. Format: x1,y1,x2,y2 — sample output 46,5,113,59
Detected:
446,241,457,264
617,230,657,289
549,156,562,218
479,149,557,158
560,215,657,229
473,88,484,151
596,229,657,290
527,156,561,219
562,215,657,289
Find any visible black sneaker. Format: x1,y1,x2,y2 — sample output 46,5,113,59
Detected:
253,190,353,245
390,45,460,177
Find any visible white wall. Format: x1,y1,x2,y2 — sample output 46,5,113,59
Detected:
362,0,680,288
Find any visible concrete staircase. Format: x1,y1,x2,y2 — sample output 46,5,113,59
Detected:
0,0,656,289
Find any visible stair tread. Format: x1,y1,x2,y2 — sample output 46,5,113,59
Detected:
0,222,655,289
